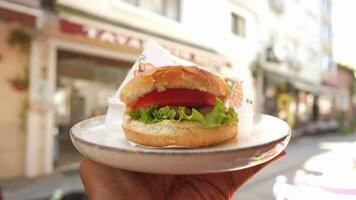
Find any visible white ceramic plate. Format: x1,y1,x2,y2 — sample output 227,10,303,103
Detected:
70,114,291,174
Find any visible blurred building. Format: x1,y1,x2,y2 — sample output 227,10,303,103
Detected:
0,0,41,179
0,0,259,178
253,0,336,131
335,64,355,129
0,0,343,179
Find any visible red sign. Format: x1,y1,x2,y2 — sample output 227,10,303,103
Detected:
59,19,230,68
60,19,145,49
0,7,36,28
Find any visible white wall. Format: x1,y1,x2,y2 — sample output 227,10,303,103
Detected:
256,0,324,84
58,0,209,49
182,0,259,109
182,1,258,64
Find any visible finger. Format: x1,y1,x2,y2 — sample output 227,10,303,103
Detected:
229,151,286,190
79,159,105,199
80,159,162,200
80,159,127,200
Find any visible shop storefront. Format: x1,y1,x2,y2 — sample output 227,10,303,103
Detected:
334,64,355,130
25,11,231,176
262,72,319,129
259,66,340,135
54,50,133,166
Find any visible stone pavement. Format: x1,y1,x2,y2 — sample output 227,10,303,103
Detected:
1,132,355,200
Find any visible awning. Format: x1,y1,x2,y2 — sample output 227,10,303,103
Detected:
265,71,321,94
0,0,41,28
57,16,231,70
55,1,231,69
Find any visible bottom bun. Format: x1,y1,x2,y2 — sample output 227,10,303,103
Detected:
122,116,238,148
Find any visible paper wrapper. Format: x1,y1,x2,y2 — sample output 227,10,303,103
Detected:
105,40,253,147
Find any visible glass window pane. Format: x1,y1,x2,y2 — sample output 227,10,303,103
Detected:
56,50,132,126
238,16,246,37
138,0,163,15
120,0,137,6
165,0,180,21
231,13,246,37
232,14,237,34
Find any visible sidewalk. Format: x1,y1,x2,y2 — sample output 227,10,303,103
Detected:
0,169,83,200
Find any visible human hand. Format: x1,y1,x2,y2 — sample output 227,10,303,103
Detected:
80,151,285,200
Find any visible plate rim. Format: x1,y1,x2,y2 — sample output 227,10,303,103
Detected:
70,114,291,155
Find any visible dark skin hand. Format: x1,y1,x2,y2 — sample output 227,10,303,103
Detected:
80,151,285,200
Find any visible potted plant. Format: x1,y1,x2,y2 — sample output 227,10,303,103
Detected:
8,76,28,91
6,28,31,92
8,67,29,92
7,28,31,53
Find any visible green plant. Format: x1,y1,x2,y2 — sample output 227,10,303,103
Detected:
7,68,29,131
7,28,32,53
339,127,353,135
6,29,32,133
7,67,29,91
19,99,29,130
352,117,356,132
336,109,356,134
250,56,262,78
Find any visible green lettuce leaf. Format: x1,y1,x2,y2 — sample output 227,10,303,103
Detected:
223,107,238,125
129,106,157,124
152,106,177,122
204,98,226,127
129,98,238,127
177,107,205,124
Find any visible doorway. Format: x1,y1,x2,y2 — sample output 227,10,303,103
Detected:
54,50,132,168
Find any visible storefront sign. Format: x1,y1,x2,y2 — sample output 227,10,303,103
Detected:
0,7,36,28
60,19,144,49
84,25,145,50
59,19,230,68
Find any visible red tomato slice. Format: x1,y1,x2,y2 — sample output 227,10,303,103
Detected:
132,89,216,109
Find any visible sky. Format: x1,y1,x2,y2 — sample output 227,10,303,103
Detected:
332,0,356,70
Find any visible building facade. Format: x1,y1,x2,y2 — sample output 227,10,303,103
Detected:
253,0,335,130
335,64,355,130
0,0,41,179
0,0,259,178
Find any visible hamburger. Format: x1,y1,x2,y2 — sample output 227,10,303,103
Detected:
120,65,242,147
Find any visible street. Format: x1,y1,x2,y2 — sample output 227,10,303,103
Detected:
234,132,356,199
1,132,355,200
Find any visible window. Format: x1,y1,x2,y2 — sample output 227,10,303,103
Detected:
320,0,331,15
321,56,335,73
121,0,137,5
118,0,180,21
321,25,332,43
269,0,286,14
231,13,246,37
165,0,180,21
139,0,163,15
